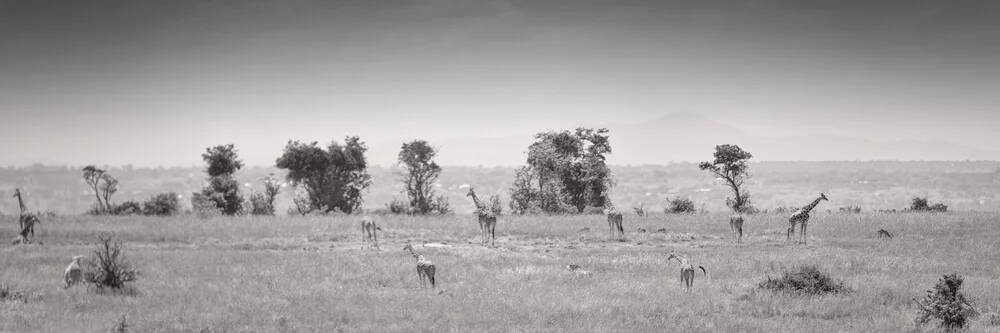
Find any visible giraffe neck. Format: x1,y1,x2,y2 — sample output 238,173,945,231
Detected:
800,196,824,214
470,191,485,211
406,248,423,261
15,191,26,213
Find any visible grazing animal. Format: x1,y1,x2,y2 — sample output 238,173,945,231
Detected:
729,214,745,243
64,256,84,288
565,264,591,276
876,229,892,239
13,188,40,243
637,228,647,233
787,193,829,244
403,243,436,288
604,201,625,241
666,252,707,291
360,215,381,250
467,188,497,246
656,228,667,233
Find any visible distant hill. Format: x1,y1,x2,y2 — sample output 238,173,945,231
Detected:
367,111,1000,166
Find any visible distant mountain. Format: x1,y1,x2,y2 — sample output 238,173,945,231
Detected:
366,111,1000,166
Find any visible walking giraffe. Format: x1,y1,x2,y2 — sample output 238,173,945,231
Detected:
403,243,436,288
466,188,497,246
360,215,381,250
787,193,829,244
604,201,625,241
12,188,40,244
729,213,745,243
666,252,707,291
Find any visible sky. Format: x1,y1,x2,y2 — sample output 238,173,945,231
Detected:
1,0,998,167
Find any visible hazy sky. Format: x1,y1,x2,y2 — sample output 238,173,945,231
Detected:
1,0,998,167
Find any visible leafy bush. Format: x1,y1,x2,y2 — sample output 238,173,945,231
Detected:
430,195,452,215
910,197,948,212
142,192,180,216
488,194,503,216
507,166,540,215
190,193,221,218
665,197,696,214
758,265,850,296
85,234,137,291
633,202,646,216
838,205,862,214
914,273,978,330
387,198,410,215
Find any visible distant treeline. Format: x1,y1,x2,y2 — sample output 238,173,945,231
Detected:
1,161,998,215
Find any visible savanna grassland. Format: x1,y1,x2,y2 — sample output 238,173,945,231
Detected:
2,211,999,332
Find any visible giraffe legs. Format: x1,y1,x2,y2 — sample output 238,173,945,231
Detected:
801,222,808,245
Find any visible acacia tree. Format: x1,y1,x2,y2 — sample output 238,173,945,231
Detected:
275,137,372,214
199,144,245,215
83,165,118,213
397,140,446,214
522,127,613,213
699,144,754,213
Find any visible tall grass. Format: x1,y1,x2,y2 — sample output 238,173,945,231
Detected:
1,211,999,332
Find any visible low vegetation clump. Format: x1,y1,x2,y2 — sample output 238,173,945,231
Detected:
142,192,181,216
665,196,696,214
86,234,138,292
909,197,948,212
914,273,978,330
838,205,862,213
758,265,851,296
632,202,646,216
0,284,28,303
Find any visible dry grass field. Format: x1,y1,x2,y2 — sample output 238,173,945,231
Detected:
2,211,999,332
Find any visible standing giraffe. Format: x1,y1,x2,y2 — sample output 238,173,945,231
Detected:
666,252,707,291
604,201,625,241
12,188,40,244
466,188,497,246
403,243,436,288
787,193,829,244
360,215,381,250
729,214,745,243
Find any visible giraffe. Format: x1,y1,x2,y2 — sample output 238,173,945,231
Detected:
13,188,40,243
787,193,829,244
466,188,497,246
729,214,745,243
666,251,707,291
604,200,625,241
403,243,436,288
360,215,381,250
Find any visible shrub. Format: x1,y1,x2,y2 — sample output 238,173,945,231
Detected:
0,284,28,303
488,194,503,216
190,193,221,218
910,197,948,212
665,197,696,214
85,234,137,290
633,202,646,216
113,201,143,215
247,192,273,216
914,273,978,330
838,205,862,214
142,192,180,216
387,198,410,215
430,195,452,215
758,265,850,296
